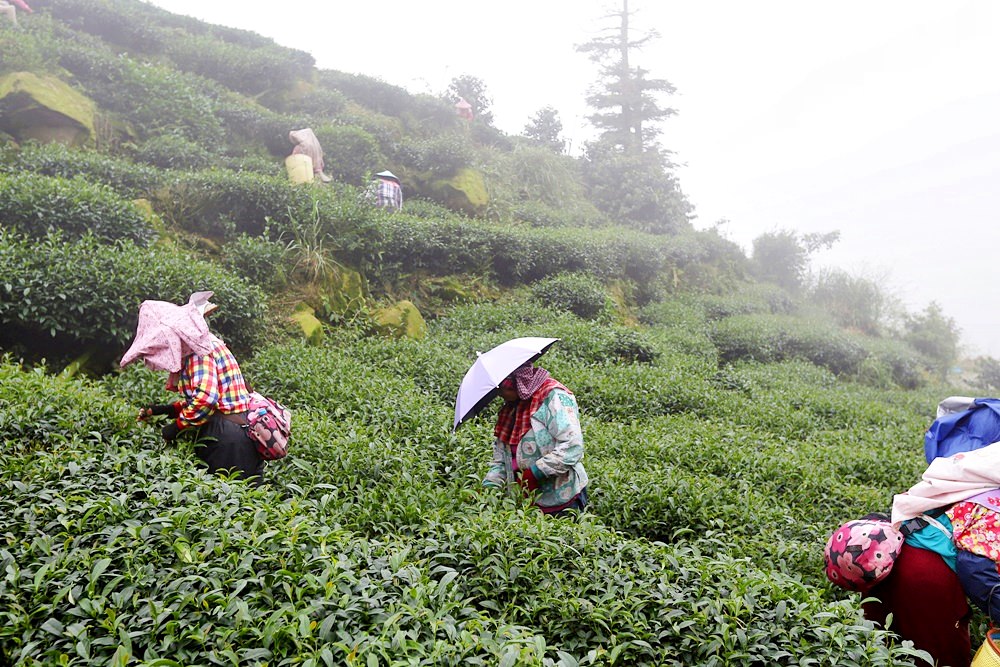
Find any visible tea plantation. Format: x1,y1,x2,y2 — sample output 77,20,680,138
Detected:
0,307,959,666
0,1,982,664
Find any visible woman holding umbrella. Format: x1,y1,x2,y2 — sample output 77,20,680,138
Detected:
483,363,590,516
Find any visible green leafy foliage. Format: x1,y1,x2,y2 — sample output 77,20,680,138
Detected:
0,172,151,243
134,133,214,170
221,234,289,291
751,229,839,292
312,124,383,185
904,301,960,380
0,3,975,664
0,320,941,665
0,142,161,197
711,313,869,377
56,36,224,143
709,313,925,388
163,32,313,97
360,218,732,299
580,146,693,234
0,232,266,363
531,273,614,320
396,133,475,176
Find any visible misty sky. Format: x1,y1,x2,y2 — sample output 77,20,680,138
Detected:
144,0,1000,358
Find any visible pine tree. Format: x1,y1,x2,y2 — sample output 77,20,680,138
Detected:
576,0,675,155
522,106,564,152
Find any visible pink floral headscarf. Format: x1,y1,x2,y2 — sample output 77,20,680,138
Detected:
119,292,216,374
824,518,904,591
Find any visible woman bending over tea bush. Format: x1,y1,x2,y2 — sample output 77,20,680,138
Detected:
825,514,971,667
120,292,265,485
483,364,590,516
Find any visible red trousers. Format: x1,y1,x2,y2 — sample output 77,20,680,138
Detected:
863,543,971,667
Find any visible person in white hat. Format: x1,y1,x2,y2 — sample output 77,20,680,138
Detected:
371,170,403,211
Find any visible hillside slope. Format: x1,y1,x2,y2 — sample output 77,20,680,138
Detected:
0,2,984,665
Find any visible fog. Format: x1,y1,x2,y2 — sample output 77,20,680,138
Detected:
146,0,1000,357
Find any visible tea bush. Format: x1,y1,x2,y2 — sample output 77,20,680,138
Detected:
40,0,169,53
164,32,312,97
531,273,613,321
319,70,418,120
855,337,926,390
221,234,289,291
697,282,797,321
292,86,348,118
0,142,161,197
400,133,476,176
57,39,224,143
428,300,659,366
134,133,214,170
152,169,312,238
0,356,138,453
312,124,383,186
0,349,934,665
711,313,869,377
638,298,718,359
363,218,713,292
0,232,266,360
0,172,151,243
0,17,58,74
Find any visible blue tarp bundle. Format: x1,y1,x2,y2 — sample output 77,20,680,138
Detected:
924,398,1000,463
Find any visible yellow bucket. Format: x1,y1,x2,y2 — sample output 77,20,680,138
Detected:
973,627,1000,667
285,154,314,185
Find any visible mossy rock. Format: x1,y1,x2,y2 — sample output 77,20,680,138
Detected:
289,303,324,346
314,265,368,319
0,72,96,146
371,300,427,340
428,167,488,215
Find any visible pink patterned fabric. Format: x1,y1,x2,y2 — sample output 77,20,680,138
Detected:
825,519,905,592
119,297,215,374
891,446,1000,524
947,501,1000,563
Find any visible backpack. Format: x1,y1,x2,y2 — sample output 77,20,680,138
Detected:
245,391,291,460
924,397,1000,463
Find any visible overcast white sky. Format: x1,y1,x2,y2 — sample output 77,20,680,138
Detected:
145,0,1000,358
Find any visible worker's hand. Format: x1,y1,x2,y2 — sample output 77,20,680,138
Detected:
517,466,540,493
160,421,180,442
138,404,175,422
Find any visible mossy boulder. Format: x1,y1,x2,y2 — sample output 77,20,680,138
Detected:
315,265,368,319
428,167,488,215
371,300,427,340
289,303,324,346
0,72,96,146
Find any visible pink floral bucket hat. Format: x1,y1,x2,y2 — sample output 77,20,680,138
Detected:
824,518,904,592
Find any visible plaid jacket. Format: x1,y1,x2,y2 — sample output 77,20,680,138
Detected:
374,178,402,211
174,338,252,428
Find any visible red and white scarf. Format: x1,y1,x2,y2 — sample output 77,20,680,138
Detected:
494,367,568,445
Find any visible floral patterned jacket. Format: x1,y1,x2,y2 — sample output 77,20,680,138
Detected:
483,388,589,509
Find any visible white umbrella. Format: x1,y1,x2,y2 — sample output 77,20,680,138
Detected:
452,337,560,431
